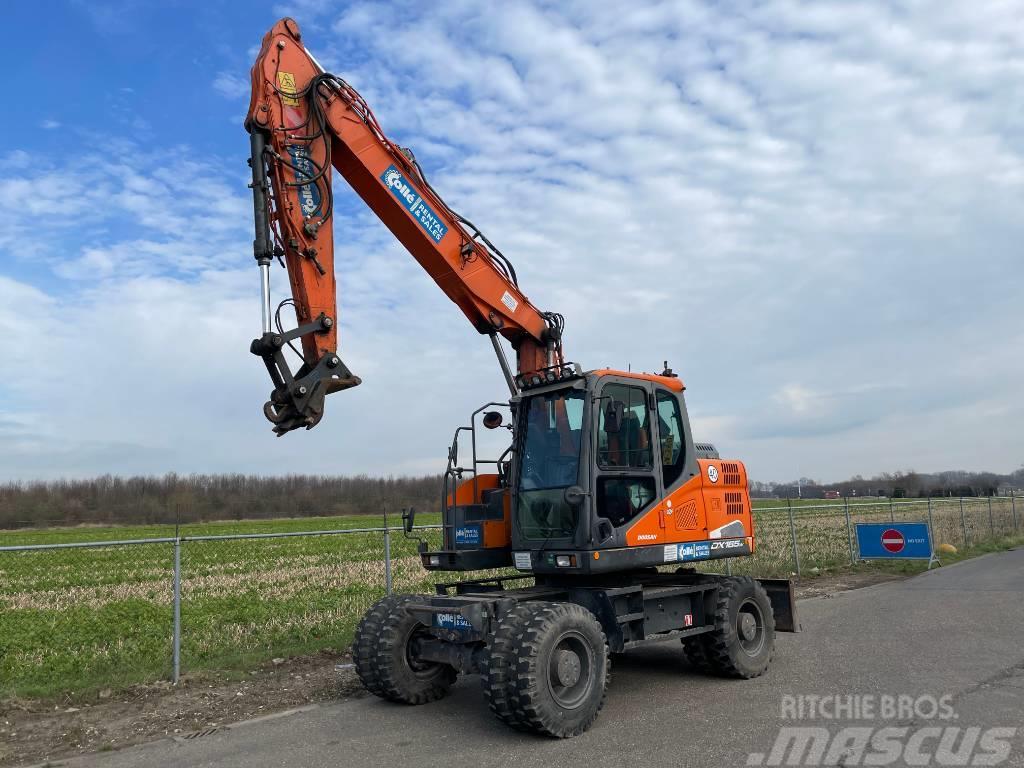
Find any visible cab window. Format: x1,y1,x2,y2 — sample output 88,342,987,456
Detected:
656,389,685,487
597,477,656,527
597,384,652,469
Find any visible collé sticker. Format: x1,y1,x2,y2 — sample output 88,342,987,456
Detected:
380,165,448,243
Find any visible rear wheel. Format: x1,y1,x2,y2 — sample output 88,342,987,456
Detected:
702,577,775,678
507,602,609,738
681,635,714,672
353,594,457,704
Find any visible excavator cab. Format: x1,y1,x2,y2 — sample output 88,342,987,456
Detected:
422,365,757,575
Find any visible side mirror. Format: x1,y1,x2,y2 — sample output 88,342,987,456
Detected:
604,400,625,434
563,485,588,507
482,411,503,429
402,506,416,534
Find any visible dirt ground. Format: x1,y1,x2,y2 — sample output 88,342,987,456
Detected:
790,567,906,599
0,570,905,768
0,651,364,768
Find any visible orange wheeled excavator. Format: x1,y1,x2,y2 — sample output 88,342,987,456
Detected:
245,18,798,737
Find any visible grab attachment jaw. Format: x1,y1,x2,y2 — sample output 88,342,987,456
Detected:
250,313,361,436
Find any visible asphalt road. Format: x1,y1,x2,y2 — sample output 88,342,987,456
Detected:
48,549,1024,768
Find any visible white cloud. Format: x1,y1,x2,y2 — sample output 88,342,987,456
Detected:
40,119,61,130
1,0,1023,482
212,71,249,100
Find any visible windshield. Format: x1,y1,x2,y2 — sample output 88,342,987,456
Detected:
516,389,585,539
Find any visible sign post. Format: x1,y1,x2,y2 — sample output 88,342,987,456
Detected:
855,522,939,569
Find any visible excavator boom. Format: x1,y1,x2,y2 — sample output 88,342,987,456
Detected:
245,18,563,434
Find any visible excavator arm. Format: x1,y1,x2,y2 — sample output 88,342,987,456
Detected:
245,18,565,435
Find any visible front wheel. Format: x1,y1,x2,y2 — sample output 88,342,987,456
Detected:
507,602,609,738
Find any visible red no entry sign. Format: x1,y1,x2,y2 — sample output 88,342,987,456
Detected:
881,528,905,553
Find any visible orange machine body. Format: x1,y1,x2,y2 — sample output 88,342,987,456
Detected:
624,460,754,552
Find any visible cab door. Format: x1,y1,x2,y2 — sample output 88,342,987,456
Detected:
650,387,707,543
592,378,661,545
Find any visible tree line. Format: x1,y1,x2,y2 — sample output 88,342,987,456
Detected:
752,467,1024,500
2,466,1021,530
0,474,443,530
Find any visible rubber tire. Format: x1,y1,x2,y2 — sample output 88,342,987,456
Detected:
703,577,776,678
507,602,610,738
353,594,410,697
481,603,534,730
353,593,457,704
681,635,714,672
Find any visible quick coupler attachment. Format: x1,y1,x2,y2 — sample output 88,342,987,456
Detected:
250,332,361,435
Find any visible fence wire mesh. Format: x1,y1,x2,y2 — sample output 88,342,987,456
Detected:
0,496,1018,699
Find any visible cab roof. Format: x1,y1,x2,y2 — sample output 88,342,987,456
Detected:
588,368,685,392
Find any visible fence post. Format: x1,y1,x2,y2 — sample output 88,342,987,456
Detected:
787,498,801,577
172,538,181,685
1012,490,1018,531
959,497,967,548
844,496,855,565
889,496,895,522
383,527,393,595
927,497,935,551
987,495,994,538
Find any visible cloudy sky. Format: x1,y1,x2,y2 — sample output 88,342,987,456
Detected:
2,0,1021,483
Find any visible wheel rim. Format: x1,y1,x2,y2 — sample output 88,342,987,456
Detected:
736,597,766,656
546,630,594,709
405,625,440,678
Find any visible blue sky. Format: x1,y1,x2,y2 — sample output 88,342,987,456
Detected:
2,0,1022,482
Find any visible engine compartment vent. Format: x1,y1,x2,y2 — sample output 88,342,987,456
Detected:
694,442,719,460
725,491,745,516
721,462,741,486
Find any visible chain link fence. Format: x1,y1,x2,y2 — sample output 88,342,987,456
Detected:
0,495,1018,699
709,495,1019,577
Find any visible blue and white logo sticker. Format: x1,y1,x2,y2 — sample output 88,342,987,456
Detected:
286,145,322,216
679,542,712,562
434,612,473,631
381,165,448,243
454,524,482,547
